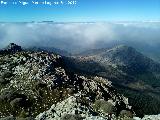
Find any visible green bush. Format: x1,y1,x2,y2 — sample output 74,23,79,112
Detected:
0,77,10,84
119,110,133,118
93,100,116,114
61,114,83,120
2,71,13,79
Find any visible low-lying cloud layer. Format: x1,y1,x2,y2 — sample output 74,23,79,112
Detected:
0,22,160,53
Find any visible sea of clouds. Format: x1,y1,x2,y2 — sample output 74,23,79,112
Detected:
0,22,160,53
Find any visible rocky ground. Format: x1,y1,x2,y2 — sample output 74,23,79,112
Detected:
1,43,160,120
134,115,160,120
0,44,135,120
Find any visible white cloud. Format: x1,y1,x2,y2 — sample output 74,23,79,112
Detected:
0,22,160,53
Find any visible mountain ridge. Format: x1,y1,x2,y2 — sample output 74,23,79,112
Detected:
0,43,133,120
27,46,71,57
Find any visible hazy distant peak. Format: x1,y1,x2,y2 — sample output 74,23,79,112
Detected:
77,45,136,57
104,45,140,59
109,45,135,52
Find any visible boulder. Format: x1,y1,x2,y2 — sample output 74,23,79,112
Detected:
120,110,133,118
93,100,116,114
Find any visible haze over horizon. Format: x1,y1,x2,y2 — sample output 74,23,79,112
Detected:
0,22,160,53
0,0,160,61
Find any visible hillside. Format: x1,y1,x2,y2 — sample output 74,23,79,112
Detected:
0,44,133,120
64,45,160,116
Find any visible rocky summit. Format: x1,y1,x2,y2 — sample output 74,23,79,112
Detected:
0,43,22,55
0,44,134,120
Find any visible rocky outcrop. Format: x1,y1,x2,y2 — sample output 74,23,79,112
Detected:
0,43,22,55
134,114,160,120
36,75,133,120
36,95,106,120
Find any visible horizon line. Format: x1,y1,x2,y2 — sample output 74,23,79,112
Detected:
0,20,160,23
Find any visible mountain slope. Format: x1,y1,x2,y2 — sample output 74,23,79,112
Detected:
67,45,160,83
64,45,160,116
0,44,133,119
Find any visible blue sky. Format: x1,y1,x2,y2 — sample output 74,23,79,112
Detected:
0,0,160,22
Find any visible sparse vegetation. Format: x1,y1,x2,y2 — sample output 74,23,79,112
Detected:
0,47,132,119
